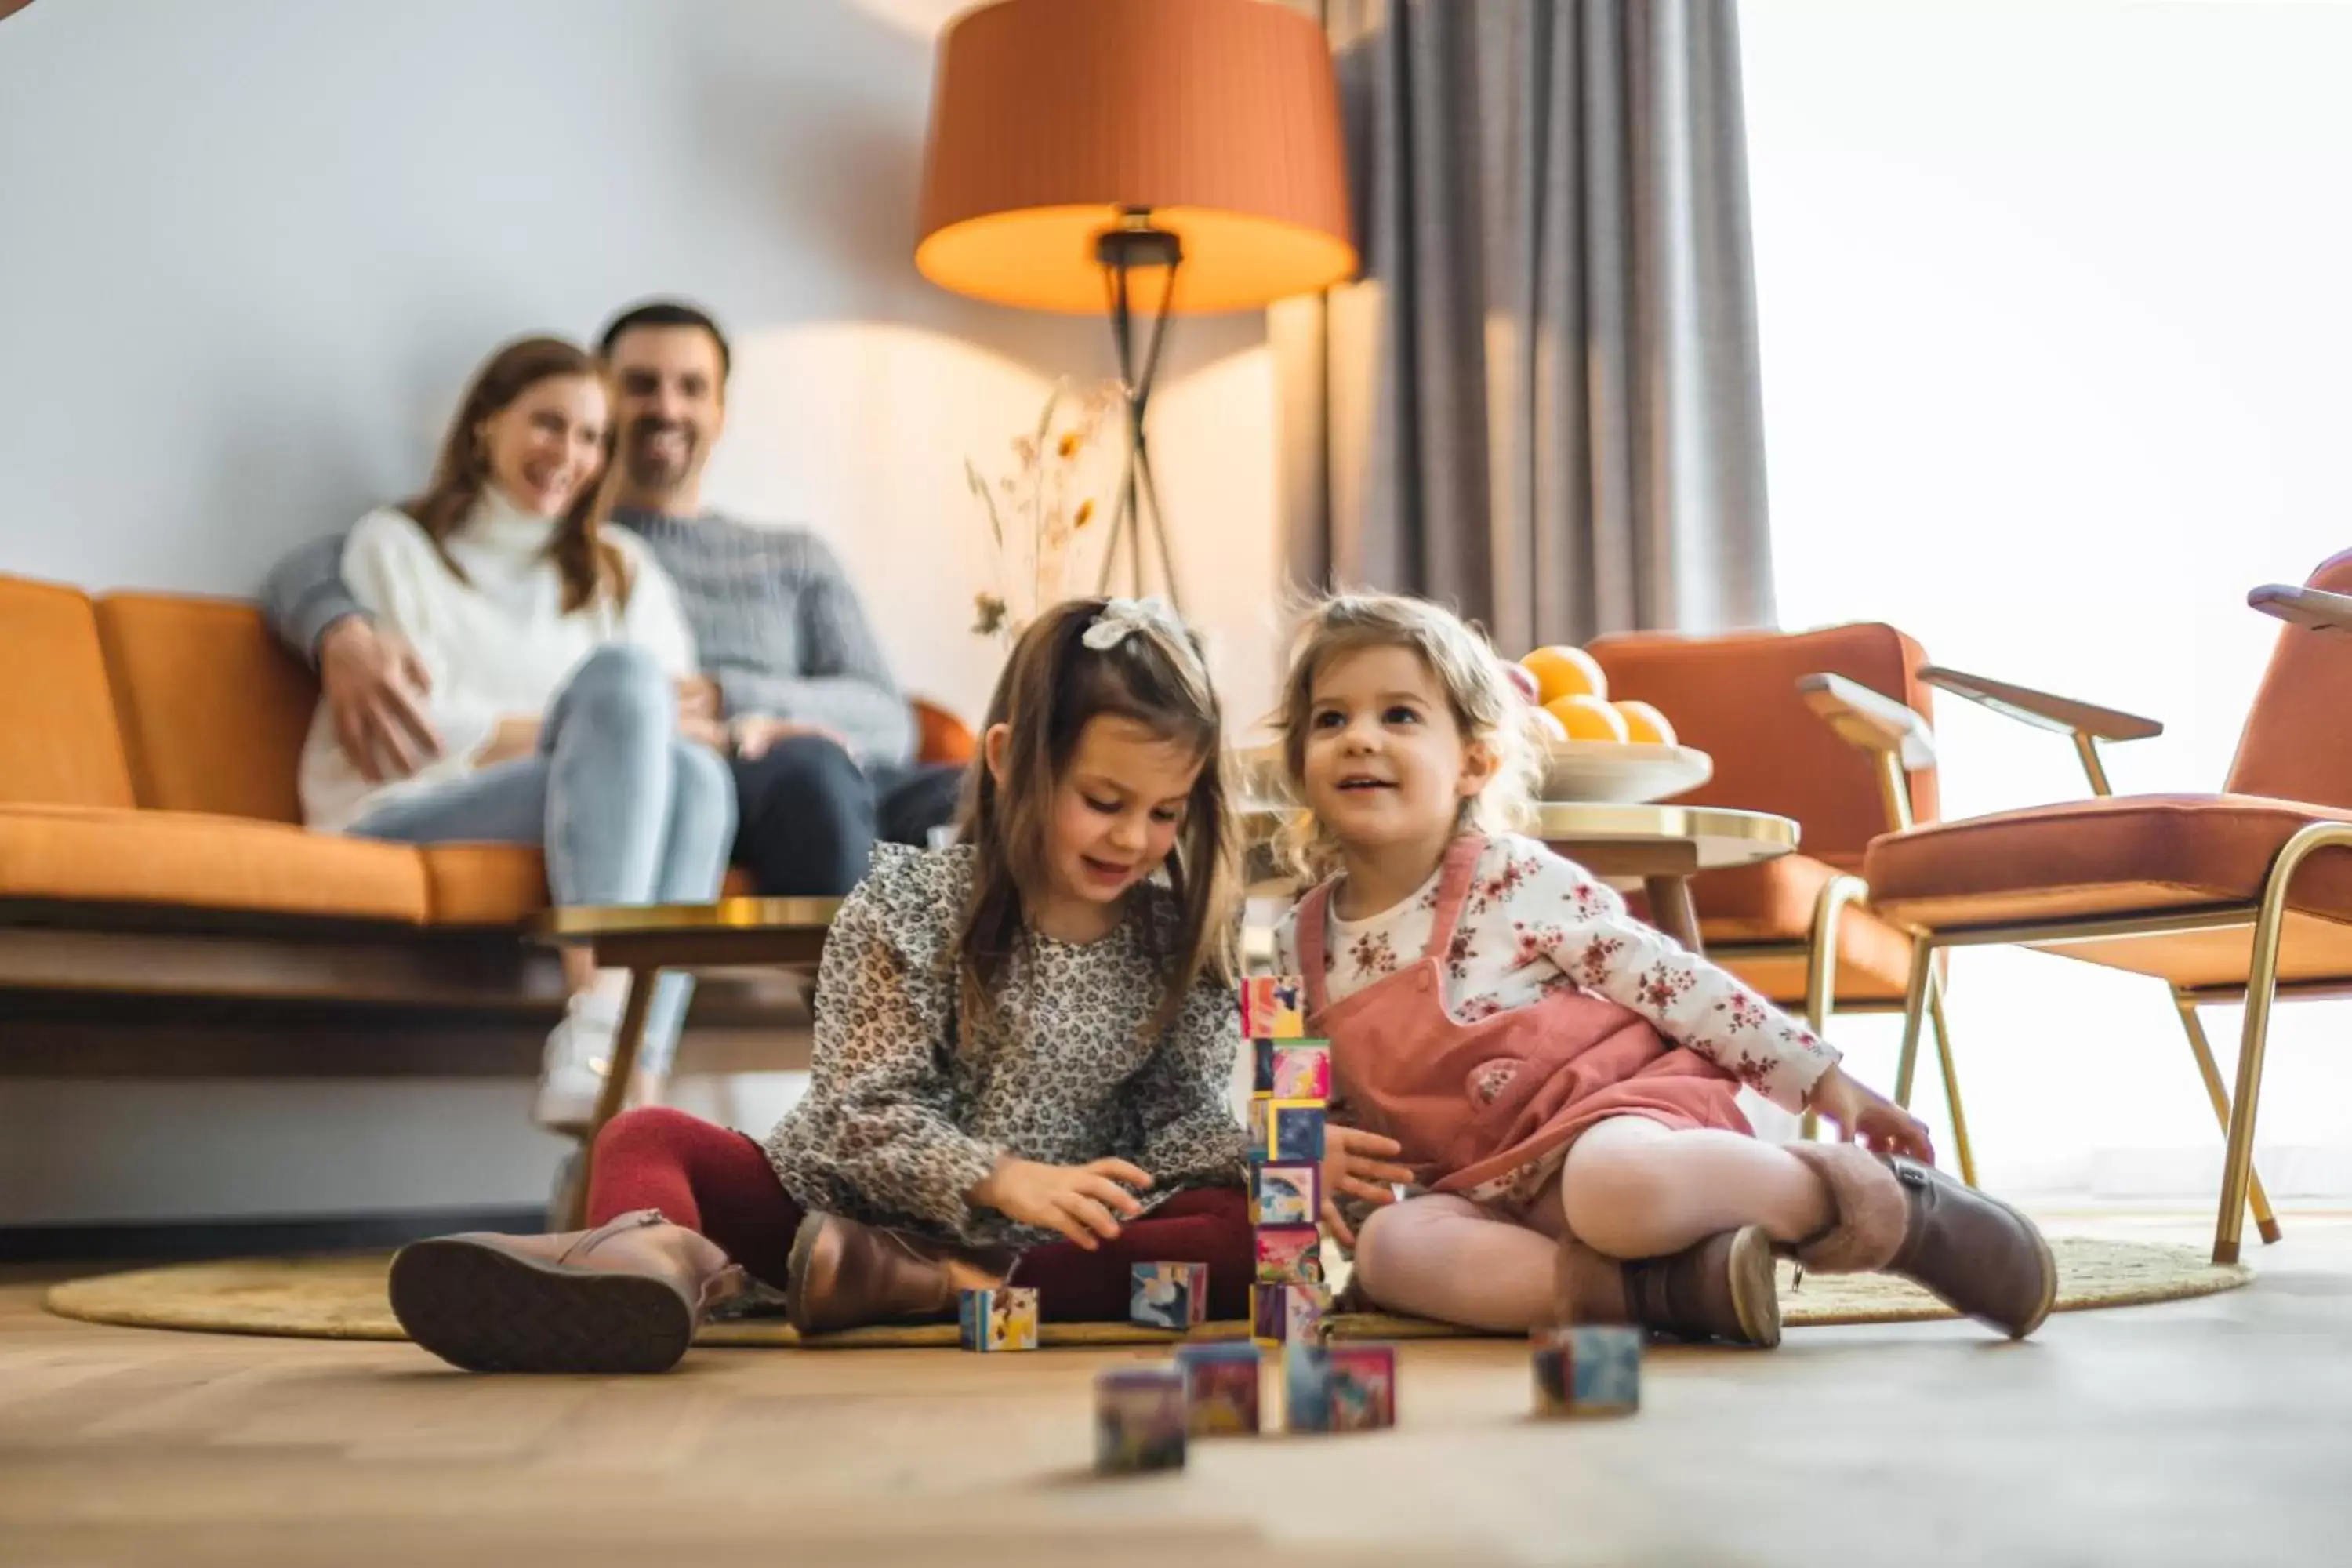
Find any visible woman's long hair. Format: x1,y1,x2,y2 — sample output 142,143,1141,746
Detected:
401,335,629,612
956,598,1238,1044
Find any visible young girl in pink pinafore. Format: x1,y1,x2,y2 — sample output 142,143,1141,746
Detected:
1271,594,2057,1345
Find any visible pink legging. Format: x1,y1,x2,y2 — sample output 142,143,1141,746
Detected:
586,1106,1254,1323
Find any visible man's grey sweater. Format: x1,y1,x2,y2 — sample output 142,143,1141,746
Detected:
261,506,915,768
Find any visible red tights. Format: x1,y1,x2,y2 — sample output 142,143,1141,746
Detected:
586,1106,1254,1323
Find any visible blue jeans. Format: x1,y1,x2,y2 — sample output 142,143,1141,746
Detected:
350,644,738,1074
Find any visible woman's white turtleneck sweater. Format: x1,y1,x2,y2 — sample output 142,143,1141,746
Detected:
297,491,697,833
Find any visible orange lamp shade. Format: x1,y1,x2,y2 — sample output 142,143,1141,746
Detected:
916,0,1357,315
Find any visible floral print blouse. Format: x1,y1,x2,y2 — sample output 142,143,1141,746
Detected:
1272,833,1840,1113
764,844,1247,1249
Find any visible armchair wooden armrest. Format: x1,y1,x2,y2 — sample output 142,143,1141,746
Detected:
1797,673,1937,771
1796,673,1936,833
2249,583,2352,634
1917,665,2161,798
1916,666,2161,742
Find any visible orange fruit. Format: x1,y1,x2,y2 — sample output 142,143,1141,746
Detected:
1611,700,1677,746
1544,693,1628,742
1530,706,1570,744
1519,645,1606,706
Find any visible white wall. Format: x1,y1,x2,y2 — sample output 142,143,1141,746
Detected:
1743,0,2352,1197
0,0,1280,1224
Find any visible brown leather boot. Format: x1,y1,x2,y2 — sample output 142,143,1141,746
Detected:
1786,1144,2057,1338
1548,1228,1780,1347
388,1209,744,1374
784,1213,1014,1335
1624,1226,1783,1348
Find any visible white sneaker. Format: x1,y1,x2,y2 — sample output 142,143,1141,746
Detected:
533,988,623,1133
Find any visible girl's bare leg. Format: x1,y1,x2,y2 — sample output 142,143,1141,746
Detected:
1348,1194,1620,1332
1556,1116,1833,1259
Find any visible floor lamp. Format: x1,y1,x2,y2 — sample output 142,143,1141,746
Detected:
913,0,1356,615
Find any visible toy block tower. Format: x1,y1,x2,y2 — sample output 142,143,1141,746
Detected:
1243,976,1330,1345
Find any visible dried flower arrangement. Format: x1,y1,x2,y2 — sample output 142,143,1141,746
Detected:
967,379,1120,644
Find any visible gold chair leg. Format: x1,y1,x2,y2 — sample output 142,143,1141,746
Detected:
1924,969,1976,1188
1893,934,1935,1110
1798,875,1867,1143
2213,822,2352,1264
2174,990,2282,1247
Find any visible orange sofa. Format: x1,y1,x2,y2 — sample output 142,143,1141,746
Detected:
0,570,973,1080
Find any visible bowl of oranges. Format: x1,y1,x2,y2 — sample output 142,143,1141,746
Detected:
1511,646,1713,804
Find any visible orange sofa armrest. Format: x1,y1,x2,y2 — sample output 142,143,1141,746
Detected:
912,696,976,767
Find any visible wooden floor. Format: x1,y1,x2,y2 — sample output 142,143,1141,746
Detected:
4,1211,2348,1567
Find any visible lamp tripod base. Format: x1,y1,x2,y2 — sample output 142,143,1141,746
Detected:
1094,219,1184,615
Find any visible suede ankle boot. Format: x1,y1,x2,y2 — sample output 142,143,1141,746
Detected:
1784,1145,2057,1338
1553,1228,1781,1348
784,1213,1015,1335
389,1209,743,1374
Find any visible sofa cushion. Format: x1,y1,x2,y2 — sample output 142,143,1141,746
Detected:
417,844,552,927
0,575,136,809
96,592,316,822
419,846,760,926
0,803,428,923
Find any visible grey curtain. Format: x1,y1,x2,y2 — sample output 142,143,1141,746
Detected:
1274,0,1776,652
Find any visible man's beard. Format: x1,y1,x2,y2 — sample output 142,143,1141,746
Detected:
623,420,695,491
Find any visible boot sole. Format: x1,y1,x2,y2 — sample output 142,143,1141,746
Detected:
1981,1188,2060,1340
781,1212,832,1334
1725,1225,1783,1349
388,1236,695,1374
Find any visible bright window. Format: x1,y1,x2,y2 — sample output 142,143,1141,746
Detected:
1742,0,2352,1196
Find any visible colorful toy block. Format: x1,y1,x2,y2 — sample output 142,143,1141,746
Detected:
1251,1162,1322,1228
1240,975,1308,1040
1262,1098,1327,1163
1254,1224,1327,1287
1094,1366,1188,1473
956,1286,1038,1352
1252,1038,1332,1099
1130,1262,1209,1331
1530,1324,1642,1417
1174,1341,1262,1436
1284,1343,1397,1432
1252,1281,1327,1346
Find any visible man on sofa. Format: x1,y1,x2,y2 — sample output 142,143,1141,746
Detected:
261,299,964,895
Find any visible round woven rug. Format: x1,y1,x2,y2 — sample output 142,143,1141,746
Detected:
43,1236,2247,1347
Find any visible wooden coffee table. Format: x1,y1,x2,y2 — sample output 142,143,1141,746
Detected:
1245,800,1798,954
530,897,840,1226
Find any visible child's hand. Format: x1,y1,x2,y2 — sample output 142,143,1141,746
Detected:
1806,1065,1935,1163
969,1156,1151,1250
1320,1125,1415,1247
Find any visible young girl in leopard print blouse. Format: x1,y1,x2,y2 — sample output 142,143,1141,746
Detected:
1275,593,2057,1349
390,597,1254,1374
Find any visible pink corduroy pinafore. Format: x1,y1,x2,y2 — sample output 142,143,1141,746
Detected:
1295,834,1750,1196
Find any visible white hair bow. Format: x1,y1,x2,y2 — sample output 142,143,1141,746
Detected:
1081,596,1182,654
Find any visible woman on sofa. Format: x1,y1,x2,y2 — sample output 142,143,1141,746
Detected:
298,334,735,1133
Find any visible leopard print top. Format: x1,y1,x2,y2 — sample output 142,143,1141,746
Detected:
763,843,1247,1249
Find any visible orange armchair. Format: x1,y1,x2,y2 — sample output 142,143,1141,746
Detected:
1855,553,2352,1265
1588,624,1967,1165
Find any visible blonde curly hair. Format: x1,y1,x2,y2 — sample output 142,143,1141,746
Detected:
1270,592,1545,880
